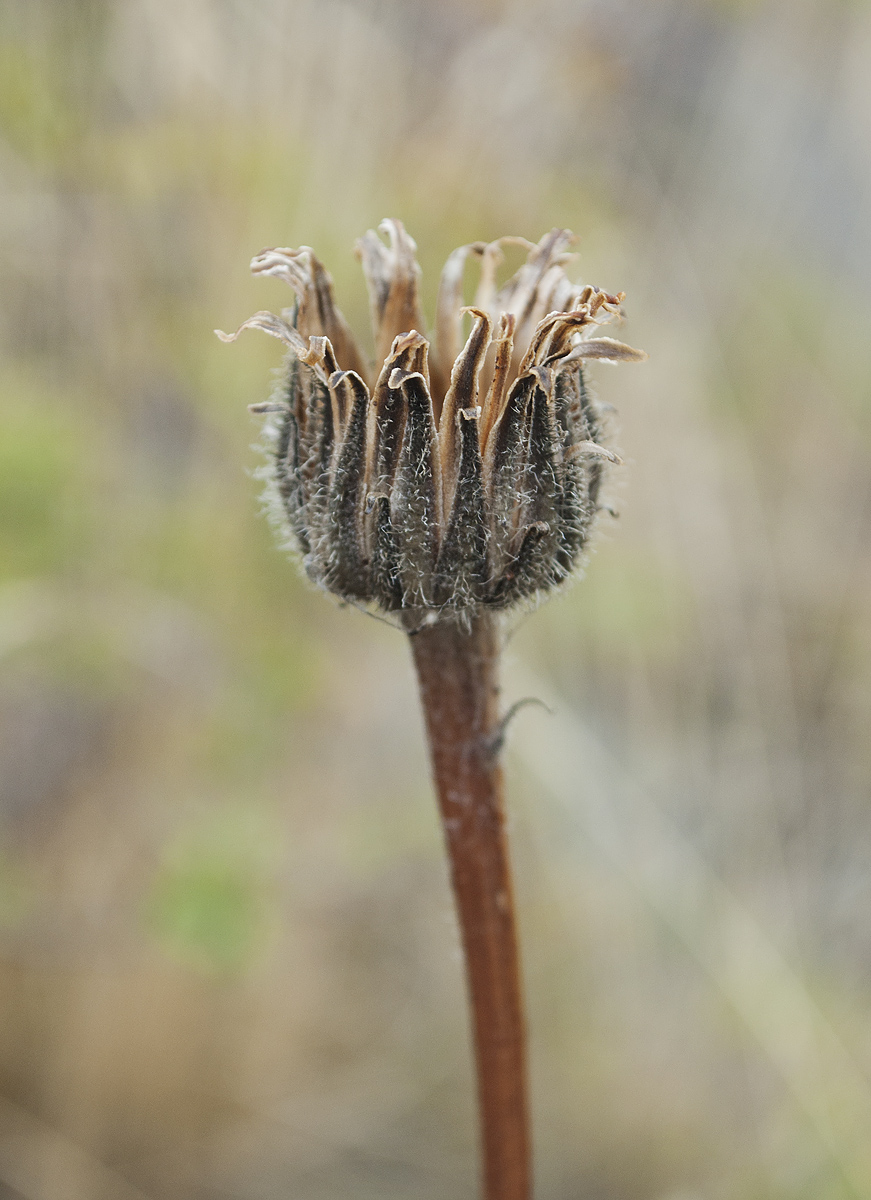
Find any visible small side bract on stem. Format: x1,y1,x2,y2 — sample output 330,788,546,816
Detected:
218,220,645,1200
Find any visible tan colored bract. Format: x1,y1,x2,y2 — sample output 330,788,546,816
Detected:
218,220,645,623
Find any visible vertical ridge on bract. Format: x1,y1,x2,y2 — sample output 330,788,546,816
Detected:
553,364,596,575
296,360,335,580
325,370,371,599
389,369,440,609
438,308,491,523
365,333,428,545
370,495,403,610
514,368,563,592
489,521,550,608
301,336,344,449
434,406,489,609
274,357,310,553
484,372,535,581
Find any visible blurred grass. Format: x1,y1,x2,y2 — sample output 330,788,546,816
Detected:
1,0,871,1197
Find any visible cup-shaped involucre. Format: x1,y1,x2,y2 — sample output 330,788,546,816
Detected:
217,220,646,624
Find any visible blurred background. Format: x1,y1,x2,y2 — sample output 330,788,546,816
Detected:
1,0,871,1196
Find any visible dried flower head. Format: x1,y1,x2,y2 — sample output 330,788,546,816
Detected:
217,220,645,625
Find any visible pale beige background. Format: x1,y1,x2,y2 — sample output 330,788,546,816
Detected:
1,1,871,1197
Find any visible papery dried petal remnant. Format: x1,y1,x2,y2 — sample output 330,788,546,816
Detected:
217,220,645,624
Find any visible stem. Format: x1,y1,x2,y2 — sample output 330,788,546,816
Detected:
409,612,530,1200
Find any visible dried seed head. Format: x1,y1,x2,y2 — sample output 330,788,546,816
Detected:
217,220,646,625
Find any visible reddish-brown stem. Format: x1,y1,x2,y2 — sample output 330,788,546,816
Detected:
409,612,530,1200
